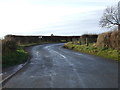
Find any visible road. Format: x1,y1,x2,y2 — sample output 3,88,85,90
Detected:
3,43,118,88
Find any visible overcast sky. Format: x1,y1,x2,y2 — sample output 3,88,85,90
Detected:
0,0,119,38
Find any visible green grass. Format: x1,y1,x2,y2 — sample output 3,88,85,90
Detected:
64,42,119,61
2,42,57,68
2,46,29,68
19,43,38,47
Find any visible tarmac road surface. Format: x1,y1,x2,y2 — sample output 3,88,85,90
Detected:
3,43,118,88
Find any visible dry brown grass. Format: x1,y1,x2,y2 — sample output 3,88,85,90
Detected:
96,30,119,50
2,38,17,55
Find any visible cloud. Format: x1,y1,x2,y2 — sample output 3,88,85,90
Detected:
0,0,119,38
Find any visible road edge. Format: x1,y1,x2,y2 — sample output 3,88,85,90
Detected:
1,45,35,88
1,43,62,88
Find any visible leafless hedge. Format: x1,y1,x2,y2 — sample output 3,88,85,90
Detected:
96,30,119,50
2,38,17,55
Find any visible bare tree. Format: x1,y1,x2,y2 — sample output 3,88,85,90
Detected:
118,1,120,30
99,2,120,30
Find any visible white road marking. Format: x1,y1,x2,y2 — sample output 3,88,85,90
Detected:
52,50,66,59
36,44,86,87
44,44,66,59
48,45,86,87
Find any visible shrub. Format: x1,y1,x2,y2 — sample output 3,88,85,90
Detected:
96,30,119,50
2,49,28,68
2,38,17,55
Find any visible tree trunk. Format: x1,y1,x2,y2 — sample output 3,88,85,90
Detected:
118,25,120,45
118,24,120,31
79,38,81,45
118,25,120,61
86,38,89,46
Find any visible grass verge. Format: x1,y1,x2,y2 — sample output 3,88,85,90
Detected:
64,42,119,61
2,42,59,68
2,46,29,68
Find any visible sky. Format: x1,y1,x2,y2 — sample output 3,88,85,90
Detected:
0,0,119,38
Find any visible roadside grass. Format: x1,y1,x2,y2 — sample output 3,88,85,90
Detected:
18,41,59,48
2,42,57,68
64,42,119,61
2,46,28,68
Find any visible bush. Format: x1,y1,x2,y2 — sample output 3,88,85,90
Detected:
2,38,17,55
96,30,119,50
2,48,28,68
2,38,29,68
